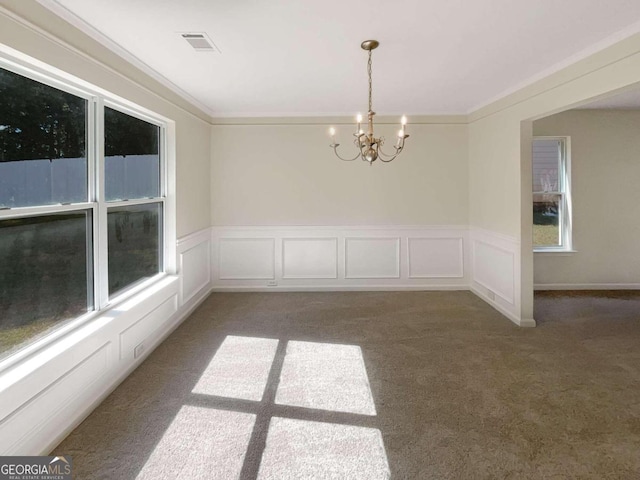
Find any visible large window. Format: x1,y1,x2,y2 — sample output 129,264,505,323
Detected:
532,137,572,251
0,62,167,360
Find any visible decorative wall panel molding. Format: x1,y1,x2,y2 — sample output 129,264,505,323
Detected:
472,240,515,304
218,238,275,280
0,343,110,455
119,296,178,361
345,237,400,279
177,228,212,305
282,238,338,279
408,237,464,278
469,228,522,326
212,226,469,290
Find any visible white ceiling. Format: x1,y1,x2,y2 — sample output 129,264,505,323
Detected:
40,0,640,117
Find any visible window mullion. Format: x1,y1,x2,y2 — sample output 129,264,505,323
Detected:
86,97,98,312
160,127,168,274
87,98,97,205
95,97,109,310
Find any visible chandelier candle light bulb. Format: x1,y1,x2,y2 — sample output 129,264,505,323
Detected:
328,40,410,164
329,127,336,145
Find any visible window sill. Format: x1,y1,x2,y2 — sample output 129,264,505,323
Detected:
0,274,178,378
534,249,577,256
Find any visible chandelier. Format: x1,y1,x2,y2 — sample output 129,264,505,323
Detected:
329,40,409,165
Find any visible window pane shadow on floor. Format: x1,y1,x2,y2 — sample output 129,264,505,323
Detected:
135,334,390,480
53,314,391,479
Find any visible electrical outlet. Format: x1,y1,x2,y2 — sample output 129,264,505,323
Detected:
134,342,146,359
267,280,277,287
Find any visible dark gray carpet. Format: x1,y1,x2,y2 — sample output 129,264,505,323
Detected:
53,291,640,479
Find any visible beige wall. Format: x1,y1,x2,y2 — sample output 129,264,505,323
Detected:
0,2,212,238
211,121,468,226
468,32,640,321
533,109,640,286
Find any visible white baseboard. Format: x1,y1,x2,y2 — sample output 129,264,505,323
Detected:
212,285,469,292
470,286,535,327
535,283,640,290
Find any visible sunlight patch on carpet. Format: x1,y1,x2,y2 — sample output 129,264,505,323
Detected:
257,417,389,479
275,341,376,415
136,406,255,480
192,335,278,401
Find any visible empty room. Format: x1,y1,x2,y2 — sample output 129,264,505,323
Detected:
1,1,640,479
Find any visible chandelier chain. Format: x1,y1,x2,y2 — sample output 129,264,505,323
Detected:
367,49,373,113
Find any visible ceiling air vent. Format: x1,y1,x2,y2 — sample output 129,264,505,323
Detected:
181,33,218,52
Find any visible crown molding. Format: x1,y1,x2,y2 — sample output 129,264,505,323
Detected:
209,114,468,126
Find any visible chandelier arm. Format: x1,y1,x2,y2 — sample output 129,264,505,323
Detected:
377,145,400,159
378,140,406,159
331,144,361,162
379,141,403,162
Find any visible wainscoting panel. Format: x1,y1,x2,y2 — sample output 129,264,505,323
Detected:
282,238,338,279
177,228,212,306
472,240,515,304
345,237,400,279
211,226,469,290
469,228,525,326
218,238,275,280
408,237,464,278
0,343,110,455
119,295,178,361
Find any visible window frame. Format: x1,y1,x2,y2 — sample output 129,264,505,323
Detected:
0,46,177,371
532,136,573,253
101,99,167,303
